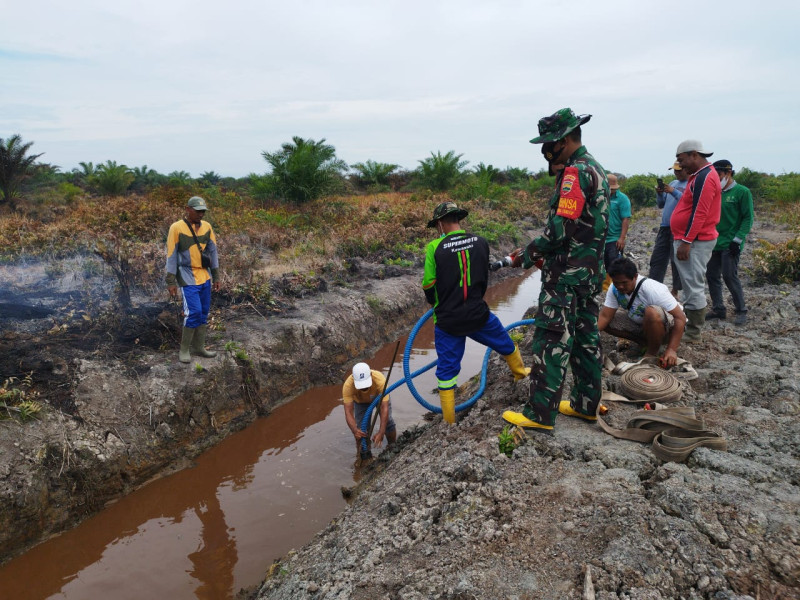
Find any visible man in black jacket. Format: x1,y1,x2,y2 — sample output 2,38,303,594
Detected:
422,201,529,424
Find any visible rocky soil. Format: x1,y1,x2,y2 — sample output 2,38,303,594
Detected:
253,208,800,600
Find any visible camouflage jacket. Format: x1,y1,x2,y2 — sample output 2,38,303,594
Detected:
523,146,609,293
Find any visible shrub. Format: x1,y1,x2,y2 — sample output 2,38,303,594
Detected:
750,237,800,283
0,374,42,423
734,167,766,196
525,171,556,196
469,218,521,245
58,182,83,204
500,166,532,187
620,174,658,208
761,173,800,204
452,172,512,205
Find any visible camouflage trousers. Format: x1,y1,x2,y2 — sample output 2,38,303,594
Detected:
523,285,602,427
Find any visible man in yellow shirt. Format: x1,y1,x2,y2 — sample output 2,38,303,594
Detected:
166,196,221,363
342,362,397,456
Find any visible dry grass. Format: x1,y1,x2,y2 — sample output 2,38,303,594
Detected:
0,188,545,274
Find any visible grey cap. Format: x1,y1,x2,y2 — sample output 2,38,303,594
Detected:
187,196,208,211
676,139,713,158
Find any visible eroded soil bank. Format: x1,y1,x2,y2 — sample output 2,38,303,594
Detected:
0,259,428,563
254,211,800,600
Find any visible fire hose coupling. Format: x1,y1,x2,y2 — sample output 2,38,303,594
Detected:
489,255,516,271
490,250,543,271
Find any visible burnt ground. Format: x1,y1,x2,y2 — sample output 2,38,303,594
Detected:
253,208,800,600
1,207,799,600
0,255,428,563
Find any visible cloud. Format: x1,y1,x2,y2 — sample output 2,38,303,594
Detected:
2,1,799,177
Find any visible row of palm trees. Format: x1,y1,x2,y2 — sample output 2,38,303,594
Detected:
1,133,545,208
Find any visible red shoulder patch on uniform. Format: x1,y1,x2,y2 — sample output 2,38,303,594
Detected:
556,166,585,219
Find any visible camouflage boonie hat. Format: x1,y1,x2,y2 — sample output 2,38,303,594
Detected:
530,108,592,144
427,201,469,228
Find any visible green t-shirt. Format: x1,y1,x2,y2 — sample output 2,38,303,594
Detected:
607,190,631,243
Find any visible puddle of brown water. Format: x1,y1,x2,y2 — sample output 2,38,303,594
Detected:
0,270,540,600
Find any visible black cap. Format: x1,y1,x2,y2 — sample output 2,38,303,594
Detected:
713,159,733,171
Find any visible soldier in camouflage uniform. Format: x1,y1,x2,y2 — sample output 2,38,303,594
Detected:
503,108,610,434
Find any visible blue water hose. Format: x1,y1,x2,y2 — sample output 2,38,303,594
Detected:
359,308,535,451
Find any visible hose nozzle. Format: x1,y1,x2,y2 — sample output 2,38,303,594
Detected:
489,256,514,272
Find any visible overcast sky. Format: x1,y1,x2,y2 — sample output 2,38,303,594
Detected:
3,0,798,179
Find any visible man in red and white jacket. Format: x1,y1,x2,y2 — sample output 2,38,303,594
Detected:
670,140,721,341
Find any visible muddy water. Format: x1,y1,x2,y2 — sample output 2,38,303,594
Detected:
0,270,541,600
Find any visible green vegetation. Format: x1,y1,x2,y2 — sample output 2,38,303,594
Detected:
224,341,251,364
94,160,135,196
0,374,42,423
522,169,556,196
619,173,658,208
498,425,522,457
416,150,469,191
453,163,512,204
1,131,798,305
350,160,399,191
469,218,519,245
509,331,525,345
365,295,383,311
255,136,348,203
750,237,800,284
0,134,44,208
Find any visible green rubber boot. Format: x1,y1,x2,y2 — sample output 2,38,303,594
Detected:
179,327,195,363
191,324,217,358
684,307,707,343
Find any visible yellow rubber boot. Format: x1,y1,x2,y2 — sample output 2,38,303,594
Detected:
558,400,597,421
439,388,456,424
503,346,531,381
501,411,554,435
191,324,217,358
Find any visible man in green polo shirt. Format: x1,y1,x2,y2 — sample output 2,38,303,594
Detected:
705,159,754,326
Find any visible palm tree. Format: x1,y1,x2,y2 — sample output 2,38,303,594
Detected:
69,162,96,188
416,151,469,191
94,160,134,195
473,162,501,182
167,171,193,186
131,165,163,191
350,160,399,188
260,136,348,203
0,134,44,208
199,171,222,185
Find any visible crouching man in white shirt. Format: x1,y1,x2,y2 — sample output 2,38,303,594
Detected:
598,256,687,368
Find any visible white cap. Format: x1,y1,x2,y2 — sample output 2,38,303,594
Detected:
675,139,713,157
352,362,372,389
